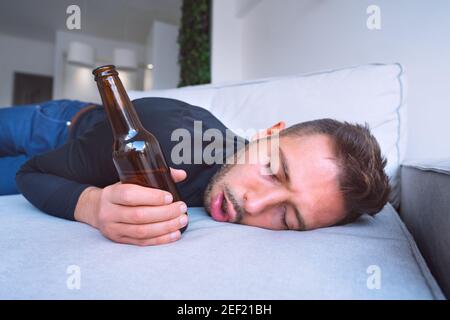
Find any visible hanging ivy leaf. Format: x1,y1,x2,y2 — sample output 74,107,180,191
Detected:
178,0,211,87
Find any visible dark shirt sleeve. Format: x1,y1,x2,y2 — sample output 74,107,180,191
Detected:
16,120,119,220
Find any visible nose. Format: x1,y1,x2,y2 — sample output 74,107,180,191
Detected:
243,189,285,216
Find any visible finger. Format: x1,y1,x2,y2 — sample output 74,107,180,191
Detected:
115,201,187,224
119,230,181,246
108,183,174,206
118,214,188,240
170,167,187,183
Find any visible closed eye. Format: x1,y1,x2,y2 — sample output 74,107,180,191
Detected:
262,162,279,181
280,205,289,229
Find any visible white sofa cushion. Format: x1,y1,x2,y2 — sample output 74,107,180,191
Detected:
129,63,407,207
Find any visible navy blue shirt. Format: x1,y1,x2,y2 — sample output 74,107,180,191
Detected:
16,98,245,221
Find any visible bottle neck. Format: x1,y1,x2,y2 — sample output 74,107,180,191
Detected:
96,75,143,140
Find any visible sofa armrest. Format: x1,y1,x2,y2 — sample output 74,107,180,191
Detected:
401,159,450,298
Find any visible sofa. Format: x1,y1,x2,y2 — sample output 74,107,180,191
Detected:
0,63,447,299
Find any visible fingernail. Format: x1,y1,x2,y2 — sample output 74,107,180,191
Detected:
164,194,173,204
171,231,180,240
180,203,187,213
179,214,188,226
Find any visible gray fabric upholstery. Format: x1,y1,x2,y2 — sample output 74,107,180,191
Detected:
0,195,444,299
401,159,450,298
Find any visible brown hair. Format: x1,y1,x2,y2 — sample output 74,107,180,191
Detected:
281,118,390,224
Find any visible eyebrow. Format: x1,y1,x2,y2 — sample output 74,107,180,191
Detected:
278,147,306,231
278,147,290,184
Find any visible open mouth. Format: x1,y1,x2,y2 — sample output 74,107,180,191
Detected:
210,191,227,222
210,189,237,223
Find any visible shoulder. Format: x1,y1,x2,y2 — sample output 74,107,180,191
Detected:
132,97,204,114
132,97,225,130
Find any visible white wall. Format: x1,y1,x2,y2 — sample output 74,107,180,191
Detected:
150,21,180,89
144,27,155,91
212,0,450,160
211,0,244,83
0,33,54,107
53,31,147,104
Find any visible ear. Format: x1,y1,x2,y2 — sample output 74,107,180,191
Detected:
251,121,286,141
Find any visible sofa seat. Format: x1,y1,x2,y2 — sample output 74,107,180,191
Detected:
0,195,444,299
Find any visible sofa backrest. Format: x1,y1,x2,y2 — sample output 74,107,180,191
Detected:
129,63,407,208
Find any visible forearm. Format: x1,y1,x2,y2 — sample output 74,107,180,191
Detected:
16,163,91,221
74,186,102,228
15,120,118,221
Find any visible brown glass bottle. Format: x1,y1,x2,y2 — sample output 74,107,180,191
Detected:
93,65,187,233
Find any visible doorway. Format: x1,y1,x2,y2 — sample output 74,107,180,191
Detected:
13,72,53,105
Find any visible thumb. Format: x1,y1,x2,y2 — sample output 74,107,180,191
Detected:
170,167,187,183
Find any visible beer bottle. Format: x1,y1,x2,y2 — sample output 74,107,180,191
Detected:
93,65,187,233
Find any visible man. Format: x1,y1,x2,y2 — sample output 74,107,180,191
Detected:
16,97,390,246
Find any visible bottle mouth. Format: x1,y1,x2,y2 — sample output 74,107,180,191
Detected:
92,65,118,79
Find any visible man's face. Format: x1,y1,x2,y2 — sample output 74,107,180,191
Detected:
203,133,347,231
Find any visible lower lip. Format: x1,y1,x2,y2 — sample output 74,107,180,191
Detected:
210,191,229,222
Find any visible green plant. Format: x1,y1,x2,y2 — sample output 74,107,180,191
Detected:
178,0,211,87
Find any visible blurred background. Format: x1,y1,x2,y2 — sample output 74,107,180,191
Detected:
0,0,188,105
0,0,449,160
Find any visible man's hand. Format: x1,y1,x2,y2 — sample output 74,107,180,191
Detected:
74,168,188,246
